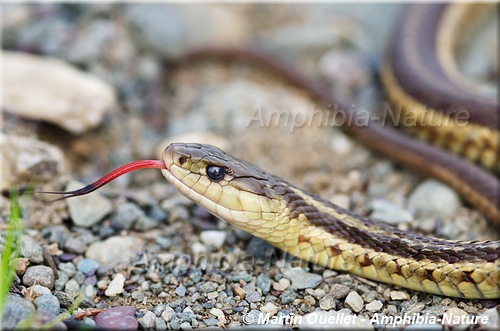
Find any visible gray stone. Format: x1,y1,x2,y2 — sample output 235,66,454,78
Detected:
365,300,383,312
23,265,55,289
53,290,73,308
64,236,87,254
1,294,36,329
161,306,175,322
282,269,322,289
369,199,413,224
203,318,219,326
66,180,113,228
155,317,167,330
319,294,336,310
58,262,76,277
256,274,271,295
76,258,100,276
138,310,156,329
330,283,351,299
344,291,363,313
34,294,60,315
245,290,262,303
113,202,144,230
20,236,44,263
280,288,297,304
407,180,461,218
65,279,80,299
86,236,144,265
174,285,186,297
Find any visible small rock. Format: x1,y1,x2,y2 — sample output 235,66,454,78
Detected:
256,274,271,295
31,285,51,296
33,294,60,315
161,306,175,322
1,295,36,329
76,258,100,276
58,262,76,277
319,294,336,310
105,273,126,297
330,283,350,299
174,285,186,297
53,291,73,308
478,308,500,330
245,291,262,303
390,290,410,301
0,134,66,190
138,311,156,329
199,231,226,248
365,300,383,312
23,266,55,289
64,279,80,299
2,51,116,134
260,302,279,316
442,307,468,327
203,318,219,327
94,306,138,330
407,180,461,218
210,307,226,326
273,278,291,291
66,180,113,228
369,199,413,224
155,317,167,330
20,236,44,263
86,236,144,265
280,288,297,304
14,257,29,275
207,291,218,300
344,291,363,313
282,269,322,289
112,202,144,230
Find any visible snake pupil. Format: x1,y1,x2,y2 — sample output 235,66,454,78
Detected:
206,165,225,181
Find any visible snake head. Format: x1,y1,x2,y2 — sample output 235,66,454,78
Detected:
161,143,285,228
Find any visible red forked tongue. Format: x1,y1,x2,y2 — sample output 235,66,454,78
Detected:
37,160,166,201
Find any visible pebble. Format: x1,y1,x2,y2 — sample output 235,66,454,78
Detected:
344,291,364,313
199,230,226,249
76,258,100,276
260,302,279,316
126,4,250,58
174,285,186,297
33,294,60,315
156,317,167,330
53,291,73,308
20,236,44,263
112,202,144,230
407,180,461,218
94,306,138,330
442,307,468,327
58,262,76,277
273,278,291,291
256,274,271,295
390,290,410,301
86,235,144,265
161,306,175,322
14,257,29,275
365,300,383,312
479,308,500,330
319,294,336,310
32,285,52,296
210,307,226,326
105,273,126,297
245,290,262,303
369,199,413,224
2,51,116,134
22,265,55,289
64,279,80,299
279,288,297,304
1,294,36,329
0,134,66,190
330,283,351,299
282,269,322,289
138,310,156,329
66,180,113,228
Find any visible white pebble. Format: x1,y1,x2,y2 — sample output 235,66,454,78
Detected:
260,302,278,316
200,231,226,249
365,300,383,312
390,290,410,301
344,291,363,313
407,180,461,218
105,273,126,297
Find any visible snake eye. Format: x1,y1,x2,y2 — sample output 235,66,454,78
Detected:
206,165,225,181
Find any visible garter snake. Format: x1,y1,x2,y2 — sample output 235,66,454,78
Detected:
39,4,499,299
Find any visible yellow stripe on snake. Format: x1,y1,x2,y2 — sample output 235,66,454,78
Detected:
160,143,499,300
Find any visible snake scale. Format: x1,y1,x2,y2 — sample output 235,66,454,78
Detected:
38,4,499,299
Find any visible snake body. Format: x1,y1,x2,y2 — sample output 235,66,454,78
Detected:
161,143,499,299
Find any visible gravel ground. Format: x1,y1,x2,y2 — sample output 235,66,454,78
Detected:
1,3,499,330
